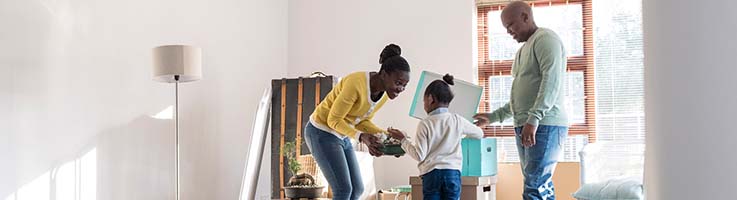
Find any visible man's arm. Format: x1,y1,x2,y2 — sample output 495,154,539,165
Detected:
527,34,566,126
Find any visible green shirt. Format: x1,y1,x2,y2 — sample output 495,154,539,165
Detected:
486,28,568,127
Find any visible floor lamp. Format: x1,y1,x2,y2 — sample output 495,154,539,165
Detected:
152,45,202,200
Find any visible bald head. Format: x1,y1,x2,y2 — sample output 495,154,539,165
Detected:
501,1,538,42
502,1,533,20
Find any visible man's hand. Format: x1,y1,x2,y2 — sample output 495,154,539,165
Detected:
359,133,384,157
387,127,405,141
521,123,538,147
473,113,490,126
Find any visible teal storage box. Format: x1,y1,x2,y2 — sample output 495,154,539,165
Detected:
461,138,498,176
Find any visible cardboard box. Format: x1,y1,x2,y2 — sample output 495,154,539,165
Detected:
409,71,483,122
376,190,411,200
409,176,497,200
462,138,498,176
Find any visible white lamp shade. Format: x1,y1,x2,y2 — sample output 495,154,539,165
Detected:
152,45,202,83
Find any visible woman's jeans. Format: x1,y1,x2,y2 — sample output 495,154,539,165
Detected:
304,122,364,200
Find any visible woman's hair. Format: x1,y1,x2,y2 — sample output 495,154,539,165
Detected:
424,74,455,104
379,44,410,74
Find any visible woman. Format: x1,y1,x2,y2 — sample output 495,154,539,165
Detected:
304,44,411,200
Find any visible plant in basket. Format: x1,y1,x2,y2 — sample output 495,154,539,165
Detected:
379,132,406,158
281,141,325,198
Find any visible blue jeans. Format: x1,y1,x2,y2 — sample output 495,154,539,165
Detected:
304,122,363,200
421,169,461,200
515,125,568,200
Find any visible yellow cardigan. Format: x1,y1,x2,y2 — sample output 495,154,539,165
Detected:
310,72,388,139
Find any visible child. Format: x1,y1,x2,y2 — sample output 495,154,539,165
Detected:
387,74,484,200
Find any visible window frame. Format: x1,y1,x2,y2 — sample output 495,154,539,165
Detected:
477,0,596,142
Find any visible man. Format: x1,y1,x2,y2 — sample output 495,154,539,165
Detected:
474,1,568,200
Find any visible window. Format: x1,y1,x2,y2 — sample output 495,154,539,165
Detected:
478,0,595,138
487,4,584,60
477,0,644,162
591,0,645,159
488,72,586,126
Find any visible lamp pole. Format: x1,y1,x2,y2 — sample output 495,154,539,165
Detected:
152,45,201,200
175,74,180,200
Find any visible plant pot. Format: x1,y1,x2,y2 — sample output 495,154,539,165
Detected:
380,144,406,157
284,185,325,199
288,173,316,186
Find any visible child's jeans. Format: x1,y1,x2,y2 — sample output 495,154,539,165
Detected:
422,169,461,200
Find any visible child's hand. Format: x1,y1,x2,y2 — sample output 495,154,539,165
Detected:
387,127,406,141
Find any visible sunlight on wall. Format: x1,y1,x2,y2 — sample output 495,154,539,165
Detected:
4,148,96,200
55,159,75,200
80,149,96,200
152,105,174,120
16,172,49,200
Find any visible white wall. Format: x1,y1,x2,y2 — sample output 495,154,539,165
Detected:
643,0,737,199
288,0,477,189
0,0,286,199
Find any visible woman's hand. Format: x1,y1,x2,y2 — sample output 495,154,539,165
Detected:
359,133,384,157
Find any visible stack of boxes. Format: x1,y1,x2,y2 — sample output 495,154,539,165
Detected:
409,138,498,200
461,138,498,176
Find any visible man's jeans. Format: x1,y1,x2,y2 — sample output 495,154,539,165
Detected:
515,125,568,200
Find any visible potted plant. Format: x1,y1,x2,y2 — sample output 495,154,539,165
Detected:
281,141,325,199
380,134,406,158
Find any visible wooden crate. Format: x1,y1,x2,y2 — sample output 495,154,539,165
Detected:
270,76,334,199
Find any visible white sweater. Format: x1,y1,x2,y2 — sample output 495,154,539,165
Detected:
401,108,484,175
